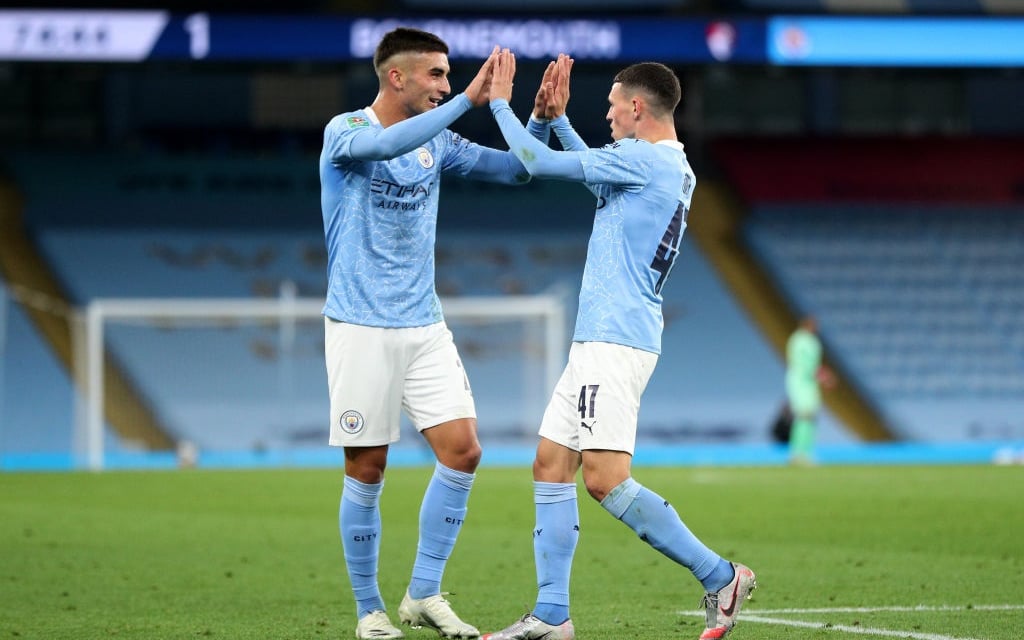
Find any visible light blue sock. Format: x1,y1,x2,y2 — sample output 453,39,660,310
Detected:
531,481,578,626
340,475,385,618
408,462,475,599
600,478,734,592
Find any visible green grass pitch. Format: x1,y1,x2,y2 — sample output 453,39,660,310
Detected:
2,464,1022,639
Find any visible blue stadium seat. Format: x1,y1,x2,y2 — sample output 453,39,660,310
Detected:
745,204,1024,440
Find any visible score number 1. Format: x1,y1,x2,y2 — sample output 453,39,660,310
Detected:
183,13,209,59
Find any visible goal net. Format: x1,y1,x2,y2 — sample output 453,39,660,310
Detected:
75,292,567,470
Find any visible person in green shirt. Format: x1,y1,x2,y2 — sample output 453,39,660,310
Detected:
785,315,833,465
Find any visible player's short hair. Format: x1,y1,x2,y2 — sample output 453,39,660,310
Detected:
373,27,449,73
613,62,682,117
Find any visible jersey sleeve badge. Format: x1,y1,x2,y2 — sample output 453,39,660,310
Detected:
345,116,370,129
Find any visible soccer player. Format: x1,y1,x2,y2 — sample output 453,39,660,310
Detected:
480,52,757,640
320,29,550,640
786,315,834,465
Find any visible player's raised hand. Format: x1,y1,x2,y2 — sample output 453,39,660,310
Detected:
465,46,500,107
533,60,556,119
547,53,574,119
490,48,516,103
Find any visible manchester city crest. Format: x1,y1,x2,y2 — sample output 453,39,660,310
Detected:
416,147,434,169
339,410,364,434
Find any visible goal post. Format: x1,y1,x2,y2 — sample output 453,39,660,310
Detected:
79,293,568,471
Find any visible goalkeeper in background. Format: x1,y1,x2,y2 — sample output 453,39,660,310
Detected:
786,315,834,465
481,51,756,640
319,28,550,640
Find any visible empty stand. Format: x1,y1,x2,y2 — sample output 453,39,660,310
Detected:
746,204,1024,440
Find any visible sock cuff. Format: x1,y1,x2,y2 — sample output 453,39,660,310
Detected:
343,475,384,508
434,461,475,491
534,481,577,504
599,477,642,519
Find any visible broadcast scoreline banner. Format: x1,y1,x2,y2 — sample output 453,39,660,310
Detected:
0,12,764,63
1,11,1022,66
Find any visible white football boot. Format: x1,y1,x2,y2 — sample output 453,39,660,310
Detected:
481,614,575,640
355,610,404,639
398,591,480,638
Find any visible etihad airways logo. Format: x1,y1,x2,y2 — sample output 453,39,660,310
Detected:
370,178,431,211
370,178,431,198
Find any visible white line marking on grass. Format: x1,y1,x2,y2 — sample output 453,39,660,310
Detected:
739,614,984,640
677,604,1024,640
743,604,1024,614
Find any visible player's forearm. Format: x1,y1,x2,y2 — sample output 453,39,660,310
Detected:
463,114,548,185
465,147,531,184
550,115,588,152
526,116,552,146
346,94,472,160
490,99,585,181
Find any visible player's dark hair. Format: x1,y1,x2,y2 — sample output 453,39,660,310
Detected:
373,27,449,72
613,62,681,117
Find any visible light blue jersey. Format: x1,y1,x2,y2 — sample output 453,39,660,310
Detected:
320,99,531,327
574,139,694,353
492,102,695,354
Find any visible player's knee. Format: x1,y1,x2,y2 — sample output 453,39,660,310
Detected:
344,447,388,483
346,460,386,484
462,441,482,471
444,441,482,473
532,455,563,481
582,474,614,503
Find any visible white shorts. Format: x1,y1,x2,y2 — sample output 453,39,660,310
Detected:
325,318,475,447
539,341,658,455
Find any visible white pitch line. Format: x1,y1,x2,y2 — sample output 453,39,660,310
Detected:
675,604,1024,640
735,604,1024,615
738,614,985,640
